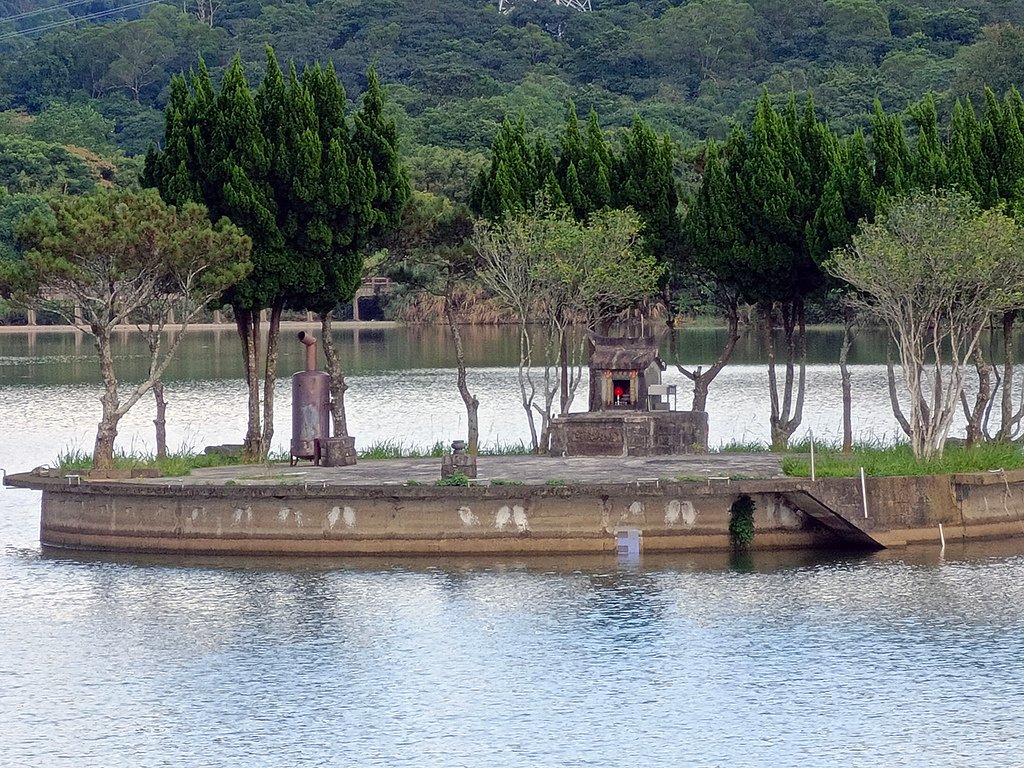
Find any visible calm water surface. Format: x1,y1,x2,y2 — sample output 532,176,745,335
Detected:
3,326,1024,767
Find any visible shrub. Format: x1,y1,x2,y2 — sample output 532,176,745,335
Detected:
729,494,756,550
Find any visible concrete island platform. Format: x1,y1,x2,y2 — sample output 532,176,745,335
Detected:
8,454,1024,556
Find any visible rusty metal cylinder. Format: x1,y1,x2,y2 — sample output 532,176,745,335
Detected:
291,333,328,461
291,370,330,460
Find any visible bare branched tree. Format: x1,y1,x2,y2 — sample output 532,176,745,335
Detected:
7,190,251,468
475,205,662,453
829,190,1024,459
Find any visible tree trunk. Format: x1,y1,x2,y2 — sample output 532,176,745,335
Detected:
997,311,1021,441
236,307,263,462
839,313,855,453
517,323,539,452
259,298,284,460
445,293,479,453
886,339,912,438
92,332,120,469
529,324,560,456
765,305,780,449
320,310,349,438
677,295,740,411
766,302,807,451
153,380,167,460
559,323,569,415
562,324,585,414
960,348,991,448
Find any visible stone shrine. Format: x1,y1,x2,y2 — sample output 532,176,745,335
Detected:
548,335,708,457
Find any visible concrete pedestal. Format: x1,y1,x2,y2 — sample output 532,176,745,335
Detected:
549,411,709,457
441,441,477,479
319,436,357,467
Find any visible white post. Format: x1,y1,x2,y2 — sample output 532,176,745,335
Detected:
860,467,868,518
809,430,816,482
939,523,946,551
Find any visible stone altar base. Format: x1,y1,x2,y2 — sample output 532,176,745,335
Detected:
549,411,709,457
319,436,357,467
441,440,477,479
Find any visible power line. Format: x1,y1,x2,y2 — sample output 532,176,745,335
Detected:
1,0,109,24
0,0,167,40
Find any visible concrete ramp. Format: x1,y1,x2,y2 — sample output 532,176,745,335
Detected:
780,491,883,549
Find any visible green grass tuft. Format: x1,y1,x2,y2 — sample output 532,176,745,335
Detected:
483,440,531,456
716,440,772,453
436,471,470,487
358,438,530,459
54,444,242,477
358,439,419,459
783,441,1024,478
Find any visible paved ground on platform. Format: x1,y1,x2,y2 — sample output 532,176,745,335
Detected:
171,453,785,487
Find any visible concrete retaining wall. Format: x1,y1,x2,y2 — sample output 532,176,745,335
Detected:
29,478,837,555
11,469,1024,556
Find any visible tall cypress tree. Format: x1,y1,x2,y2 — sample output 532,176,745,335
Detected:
557,102,585,184
735,96,806,302
614,115,680,262
999,96,1024,207
144,50,408,460
978,88,1008,204
705,95,828,449
909,93,948,190
679,140,744,411
947,100,985,203
351,69,410,241
580,110,613,211
556,103,589,218
871,100,912,196
470,116,537,219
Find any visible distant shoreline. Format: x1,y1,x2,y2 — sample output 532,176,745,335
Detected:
0,320,402,335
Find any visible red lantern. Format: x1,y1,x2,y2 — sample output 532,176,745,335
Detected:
614,386,624,398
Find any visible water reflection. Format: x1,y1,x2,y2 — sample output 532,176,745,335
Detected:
0,323,916,387
7,325,1024,765
5,534,1024,765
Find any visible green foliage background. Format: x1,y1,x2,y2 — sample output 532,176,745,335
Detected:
0,0,1021,202
2,0,1024,321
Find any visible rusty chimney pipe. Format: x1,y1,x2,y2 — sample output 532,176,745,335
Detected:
298,331,317,372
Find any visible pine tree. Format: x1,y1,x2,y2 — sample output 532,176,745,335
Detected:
909,93,948,190
685,141,742,287
947,100,985,203
351,68,410,246
562,162,588,220
470,116,537,219
580,110,612,211
1000,96,1024,207
871,100,912,196
736,96,805,303
615,114,680,262
557,102,585,187
144,50,409,460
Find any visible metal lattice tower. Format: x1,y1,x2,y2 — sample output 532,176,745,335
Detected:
498,0,592,13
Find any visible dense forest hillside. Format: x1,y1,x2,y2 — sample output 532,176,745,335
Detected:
0,0,1020,260
0,0,1022,170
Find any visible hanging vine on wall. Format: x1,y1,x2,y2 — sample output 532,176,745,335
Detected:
729,494,756,550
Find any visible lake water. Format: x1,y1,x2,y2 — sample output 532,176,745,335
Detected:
3,324,1024,767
